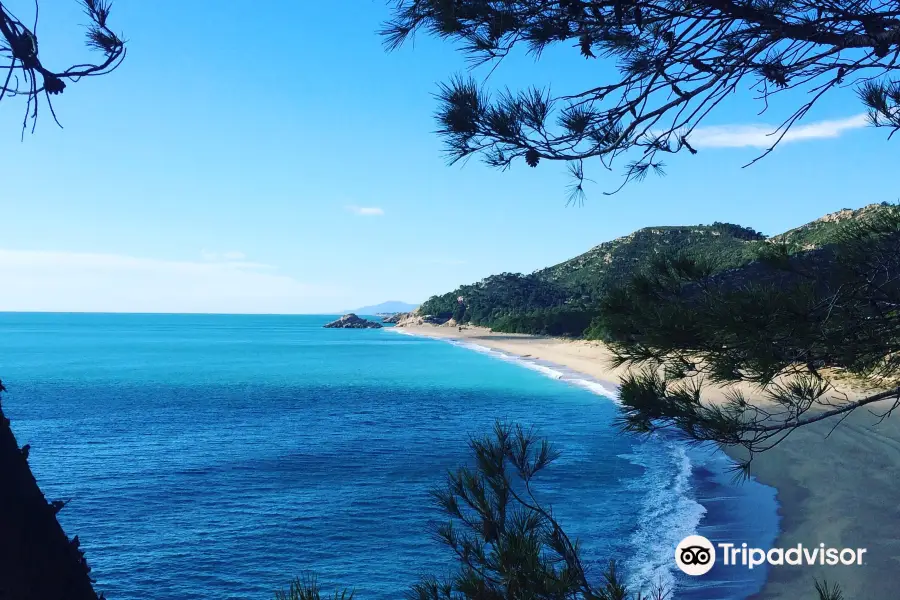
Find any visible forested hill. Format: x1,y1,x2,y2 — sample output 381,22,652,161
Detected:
535,222,765,296
416,203,892,337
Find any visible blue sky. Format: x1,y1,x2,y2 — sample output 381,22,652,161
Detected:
0,1,894,313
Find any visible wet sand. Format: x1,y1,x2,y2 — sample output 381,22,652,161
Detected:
398,324,900,599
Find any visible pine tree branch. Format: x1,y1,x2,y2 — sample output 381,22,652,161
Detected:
747,386,900,433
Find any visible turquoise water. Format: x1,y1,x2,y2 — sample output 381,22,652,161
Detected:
0,313,778,599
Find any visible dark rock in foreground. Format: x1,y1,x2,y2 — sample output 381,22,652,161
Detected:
323,313,383,329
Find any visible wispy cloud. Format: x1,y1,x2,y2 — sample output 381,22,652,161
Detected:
345,205,385,217
201,249,248,262
689,113,868,149
0,249,340,314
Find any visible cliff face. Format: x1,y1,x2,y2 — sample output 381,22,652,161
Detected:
392,309,451,327
0,385,101,600
393,310,422,327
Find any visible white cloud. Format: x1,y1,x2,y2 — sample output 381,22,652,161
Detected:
689,113,868,149
345,205,385,217
0,249,340,314
201,249,248,262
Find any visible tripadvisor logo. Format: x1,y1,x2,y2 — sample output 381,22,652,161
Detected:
675,535,868,576
675,535,716,576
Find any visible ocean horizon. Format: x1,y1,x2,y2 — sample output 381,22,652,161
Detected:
0,312,778,599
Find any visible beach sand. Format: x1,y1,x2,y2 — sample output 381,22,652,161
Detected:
399,324,900,600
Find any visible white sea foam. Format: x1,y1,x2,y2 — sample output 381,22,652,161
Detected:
569,378,622,403
383,327,416,336
447,338,612,389
519,362,565,379
620,435,706,596
388,327,703,596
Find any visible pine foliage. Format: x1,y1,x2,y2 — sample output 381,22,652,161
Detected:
0,1,125,136
384,0,900,194
597,205,900,474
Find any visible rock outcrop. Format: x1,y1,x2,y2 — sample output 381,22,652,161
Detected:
323,314,383,329
397,314,421,327
381,313,405,324
392,309,450,327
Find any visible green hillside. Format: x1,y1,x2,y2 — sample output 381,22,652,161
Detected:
770,203,893,250
536,223,764,300
417,203,894,337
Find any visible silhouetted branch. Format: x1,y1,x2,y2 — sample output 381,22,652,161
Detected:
0,0,125,137
384,0,900,193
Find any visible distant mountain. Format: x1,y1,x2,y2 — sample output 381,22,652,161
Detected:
415,203,893,337
345,301,419,315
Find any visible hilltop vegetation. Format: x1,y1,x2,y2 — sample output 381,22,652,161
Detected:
418,204,893,338
536,222,765,300
770,203,894,250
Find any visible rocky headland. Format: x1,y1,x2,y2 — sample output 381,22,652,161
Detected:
323,314,383,329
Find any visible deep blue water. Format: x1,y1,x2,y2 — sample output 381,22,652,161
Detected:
0,313,778,599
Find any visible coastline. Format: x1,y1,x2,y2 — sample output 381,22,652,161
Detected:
394,324,900,600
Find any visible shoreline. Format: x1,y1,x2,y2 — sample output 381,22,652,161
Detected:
393,324,900,600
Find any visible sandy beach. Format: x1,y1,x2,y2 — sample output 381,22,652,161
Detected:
399,324,900,600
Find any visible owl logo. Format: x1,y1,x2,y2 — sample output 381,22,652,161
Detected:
679,545,712,565
675,535,716,576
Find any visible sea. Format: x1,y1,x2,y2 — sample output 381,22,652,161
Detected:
0,313,779,600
